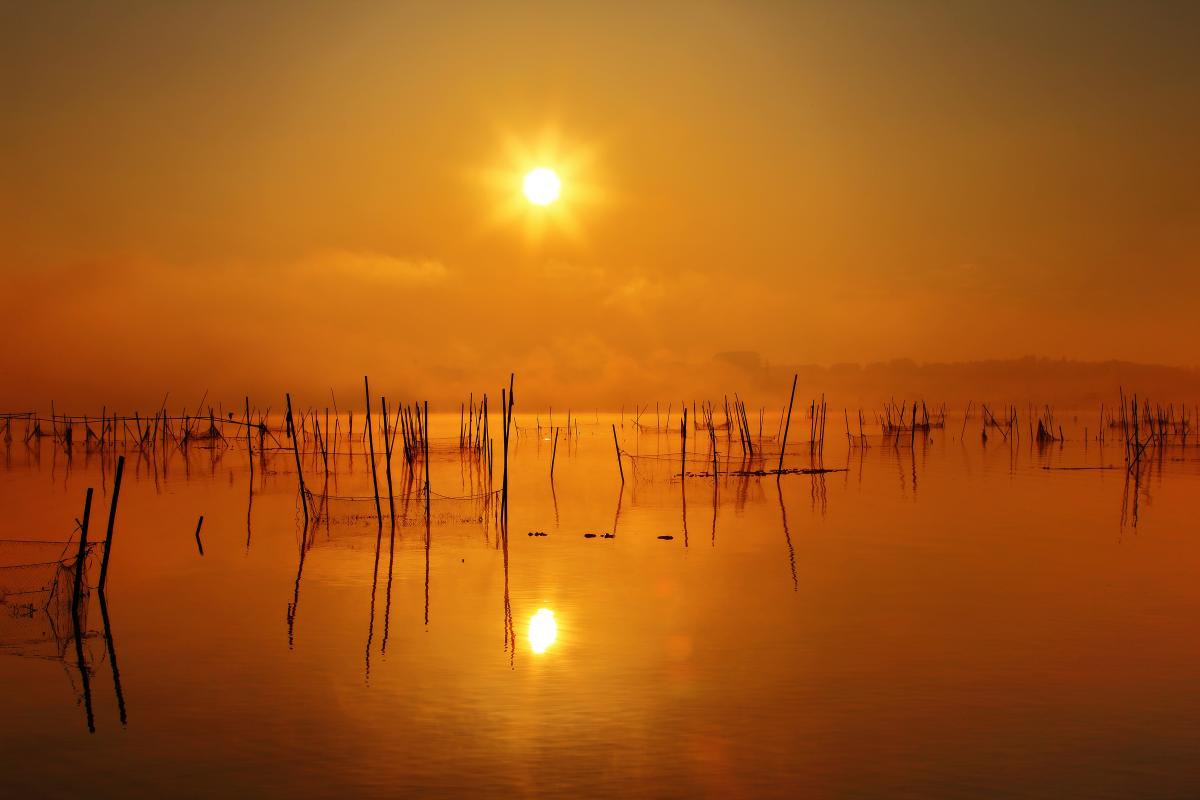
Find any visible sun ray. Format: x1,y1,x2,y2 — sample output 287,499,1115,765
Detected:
468,124,608,248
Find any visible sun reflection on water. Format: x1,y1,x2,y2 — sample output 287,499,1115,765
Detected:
528,609,557,654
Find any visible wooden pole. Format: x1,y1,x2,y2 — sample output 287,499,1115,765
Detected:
550,426,559,479
381,397,396,523
423,400,431,522
364,377,382,523
612,424,624,483
71,488,94,623
777,374,797,474
285,393,309,529
681,406,688,478
501,376,514,518
245,397,254,470
97,455,125,593
71,492,96,735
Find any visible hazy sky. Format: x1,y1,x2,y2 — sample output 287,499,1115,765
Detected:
3,1,1198,407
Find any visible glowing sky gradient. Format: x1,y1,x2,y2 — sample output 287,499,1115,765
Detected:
2,1,1197,407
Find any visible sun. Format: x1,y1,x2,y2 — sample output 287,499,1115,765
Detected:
523,167,561,206
471,125,606,245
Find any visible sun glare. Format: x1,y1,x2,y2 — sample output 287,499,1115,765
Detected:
528,608,558,654
523,167,561,205
473,126,604,244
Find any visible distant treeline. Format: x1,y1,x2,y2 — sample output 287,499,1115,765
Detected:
706,354,1200,408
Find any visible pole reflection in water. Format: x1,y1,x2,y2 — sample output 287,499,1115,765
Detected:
380,517,397,655
98,591,128,725
285,518,310,650
776,478,797,592
364,518,383,682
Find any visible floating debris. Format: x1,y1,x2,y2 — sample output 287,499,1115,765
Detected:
657,535,674,540
601,533,615,539
583,533,597,538
680,467,847,478
1041,465,1117,471
527,531,548,537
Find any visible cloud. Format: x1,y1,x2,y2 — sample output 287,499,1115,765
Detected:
602,275,667,315
296,250,448,287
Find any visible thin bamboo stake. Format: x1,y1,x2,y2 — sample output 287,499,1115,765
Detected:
97,455,125,593
423,400,431,522
612,424,624,483
364,377,382,523
550,427,559,479
381,397,397,523
71,488,94,622
285,393,309,530
777,374,798,474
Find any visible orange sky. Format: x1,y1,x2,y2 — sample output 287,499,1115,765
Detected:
2,2,1198,409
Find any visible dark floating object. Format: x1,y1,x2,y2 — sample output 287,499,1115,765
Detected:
657,535,674,540
583,533,597,538
601,533,615,539
1041,465,1117,471
527,531,549,537
680,467,847,478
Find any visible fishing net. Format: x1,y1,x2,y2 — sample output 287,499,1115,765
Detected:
0,539,93,662
309,488,500,527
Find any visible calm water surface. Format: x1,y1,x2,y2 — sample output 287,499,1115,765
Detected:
2,412,1198,798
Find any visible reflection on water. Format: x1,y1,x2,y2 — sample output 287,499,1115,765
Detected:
528,608,557,654
2,410,1200,797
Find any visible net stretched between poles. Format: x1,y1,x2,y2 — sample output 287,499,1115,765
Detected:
0,539,94,661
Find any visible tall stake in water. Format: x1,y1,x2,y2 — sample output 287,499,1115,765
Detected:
423,400,432,522
71,487,95,625
285,393,309,530
364,377,382,523
778,374,798,475
97,455,125,593
612,424,624,483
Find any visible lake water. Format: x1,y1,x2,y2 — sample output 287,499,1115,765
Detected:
2,411,1198,798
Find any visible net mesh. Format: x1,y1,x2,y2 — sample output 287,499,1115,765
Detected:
309,488,500,527
0,540,93,661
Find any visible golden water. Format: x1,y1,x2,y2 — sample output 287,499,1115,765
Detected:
2,414,1198,797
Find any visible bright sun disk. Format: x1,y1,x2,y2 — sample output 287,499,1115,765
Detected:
523,168,561,206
